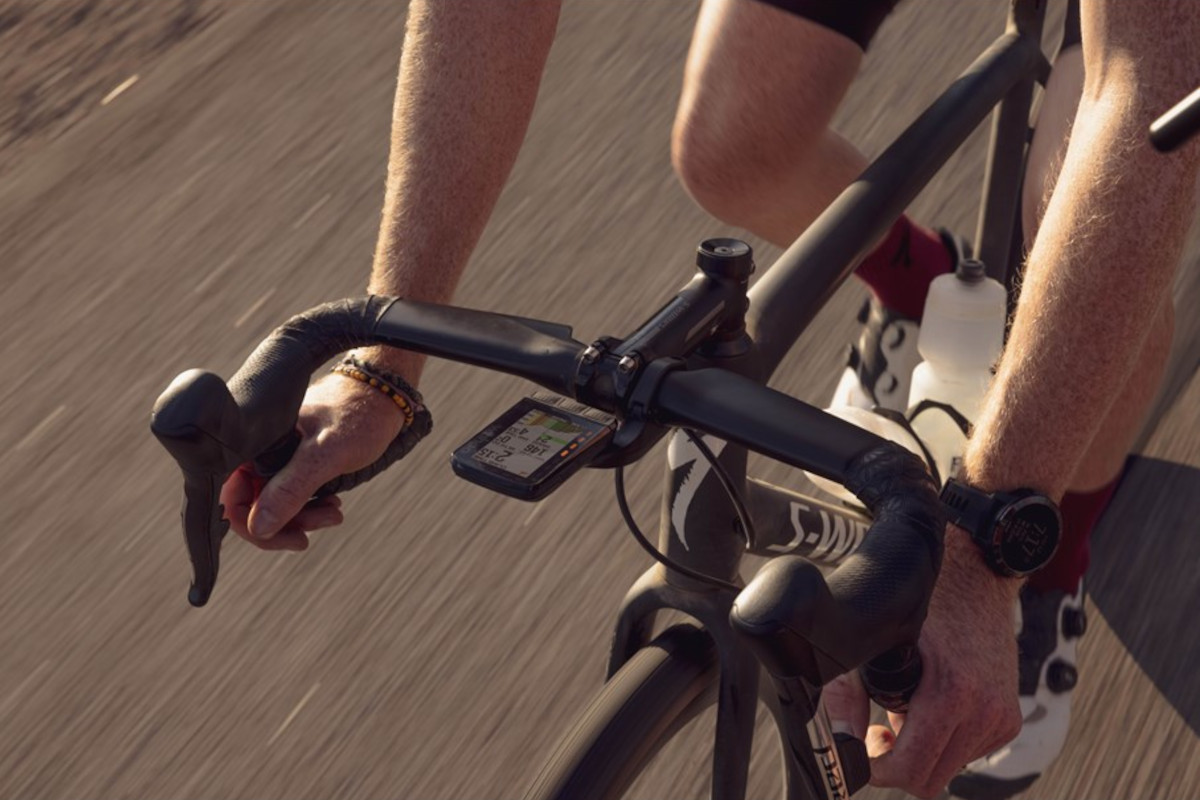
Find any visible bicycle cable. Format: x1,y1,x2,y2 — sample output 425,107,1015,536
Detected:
614,465,742,592
613,428,761,593
682,428,758,551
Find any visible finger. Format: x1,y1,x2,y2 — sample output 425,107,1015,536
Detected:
300,493,342,512
248,442,338,540
291,503,345,531
869,701,955,794
823,672,870,740
917,724,985,798
221,467,260,540
251,523,310,552
865,724,896,758
886,708,907,739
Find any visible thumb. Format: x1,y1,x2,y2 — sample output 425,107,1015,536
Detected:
823,671,870,740
247,442,333,539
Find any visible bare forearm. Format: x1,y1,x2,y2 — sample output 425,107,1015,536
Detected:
366,0,561,377
967,73,1199,498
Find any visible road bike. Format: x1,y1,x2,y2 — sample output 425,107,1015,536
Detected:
150,2,1126,798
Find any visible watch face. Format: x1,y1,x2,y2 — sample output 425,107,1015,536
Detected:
996,496,1061,575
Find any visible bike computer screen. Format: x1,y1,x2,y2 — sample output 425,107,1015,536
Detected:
451,393,617,501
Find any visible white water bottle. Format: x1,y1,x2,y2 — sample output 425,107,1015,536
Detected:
907,259,1006,485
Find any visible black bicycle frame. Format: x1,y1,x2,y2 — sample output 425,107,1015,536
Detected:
604,1,1057,798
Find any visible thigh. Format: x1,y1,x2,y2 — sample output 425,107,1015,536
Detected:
673,0,872,159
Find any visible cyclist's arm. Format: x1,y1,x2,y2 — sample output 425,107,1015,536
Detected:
227,0,561,545
862,4,1200,795
965,7,1199,503
359,0,563,383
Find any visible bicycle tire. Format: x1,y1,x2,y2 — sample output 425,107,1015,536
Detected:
523,623,720,800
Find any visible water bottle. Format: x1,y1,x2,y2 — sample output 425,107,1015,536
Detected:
906,258,1006,485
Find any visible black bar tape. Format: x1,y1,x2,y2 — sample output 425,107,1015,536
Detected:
229,295,434,496
841,440,944,558
225,295,395,457
841,442,943,709
731,442,943,687
153,295,407,606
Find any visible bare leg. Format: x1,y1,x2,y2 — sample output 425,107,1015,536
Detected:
672,0,958,347
671,0,866,245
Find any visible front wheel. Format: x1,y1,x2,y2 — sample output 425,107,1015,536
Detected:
523,623,720,800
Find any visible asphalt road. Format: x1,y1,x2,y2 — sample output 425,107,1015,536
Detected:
1,2,1197,798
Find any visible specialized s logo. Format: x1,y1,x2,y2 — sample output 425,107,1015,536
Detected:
666,431,727,550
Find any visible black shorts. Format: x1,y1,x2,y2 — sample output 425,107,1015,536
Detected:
753,0,903,50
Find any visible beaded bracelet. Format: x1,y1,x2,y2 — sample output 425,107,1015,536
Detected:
315,359,433,497
331,356,422,430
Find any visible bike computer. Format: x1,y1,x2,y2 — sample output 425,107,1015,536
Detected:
451,392,618,501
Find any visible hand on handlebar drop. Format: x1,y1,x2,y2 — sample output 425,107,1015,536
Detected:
219,373,405,551
825,526,1022,800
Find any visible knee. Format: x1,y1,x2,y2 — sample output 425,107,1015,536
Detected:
671,105,821,227
671,115,764,227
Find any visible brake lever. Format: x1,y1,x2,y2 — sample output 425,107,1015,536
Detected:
252,429,302,478
152,369,301,606
179,471,231,607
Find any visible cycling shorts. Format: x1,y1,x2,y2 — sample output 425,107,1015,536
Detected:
753,0,903,50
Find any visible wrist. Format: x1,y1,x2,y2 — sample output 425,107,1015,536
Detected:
960,447,1063,503
940,477,1063,578
331,354,429,434
348,345,425,387
942,522,1024,605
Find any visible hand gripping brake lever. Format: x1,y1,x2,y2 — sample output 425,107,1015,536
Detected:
152,371,303,606
152,295,586,607
150,296,397,607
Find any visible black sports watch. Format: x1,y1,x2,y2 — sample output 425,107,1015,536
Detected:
939,478,1062,578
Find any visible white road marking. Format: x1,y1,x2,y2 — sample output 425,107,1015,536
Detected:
101,75,139,106
15,405,67,451
269,682,320,745
233,288,276,329
292,194,332,231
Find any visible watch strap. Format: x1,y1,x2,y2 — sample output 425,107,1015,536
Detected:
940,479,1063,577
939,479,999,545
940,478,1022,576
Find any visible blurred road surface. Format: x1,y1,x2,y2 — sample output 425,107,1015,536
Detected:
1,2,1197,798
